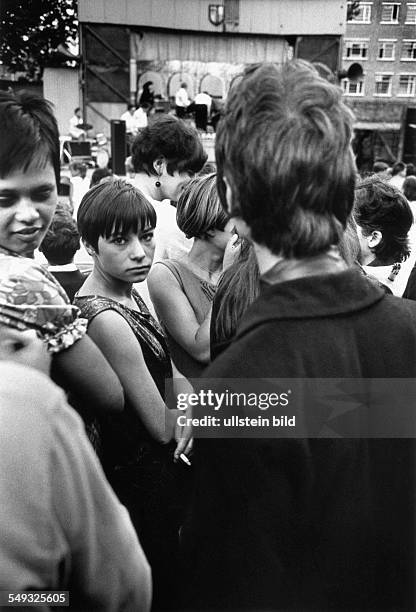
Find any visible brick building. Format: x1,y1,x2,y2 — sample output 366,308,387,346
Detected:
342,0,416,169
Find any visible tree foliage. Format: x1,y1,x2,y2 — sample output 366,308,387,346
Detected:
0,0,78,82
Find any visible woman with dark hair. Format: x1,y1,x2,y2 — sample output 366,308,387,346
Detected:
131,115,207,261
74,179,190,610
0,89,123,417
148,173,235,376
138,81,155,109
210,239,259,360
354,175,414,295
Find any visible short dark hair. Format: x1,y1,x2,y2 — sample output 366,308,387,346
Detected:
131,115,207,176
391,162,406,176
406,163,416,177
70,161,87,179
0,90,60,187
77,179,157,251
74,107,81,114
39,211,80,265
89,167,113,188
354,176,413,263
176,173,229,239
372,161,389,174
215,61,356,258
403,176,416,202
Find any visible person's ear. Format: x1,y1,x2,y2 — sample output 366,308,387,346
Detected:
83,240,96,257
232,217,252,240
368,230,382,249
223,175,233,216
223,176,252,239
153,158,166,176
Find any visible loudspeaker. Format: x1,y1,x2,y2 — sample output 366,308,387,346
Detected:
111,120,126,175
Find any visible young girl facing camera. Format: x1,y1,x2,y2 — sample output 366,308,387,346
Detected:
75,179,190,610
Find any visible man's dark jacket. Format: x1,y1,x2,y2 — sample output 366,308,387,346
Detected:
183,268,416,611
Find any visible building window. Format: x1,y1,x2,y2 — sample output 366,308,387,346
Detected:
402,40,416,60
398,74,416,95
374,74,393,96
381,3,400,22
378,41,396,60
344,40,369,59
405,3,416,23
347,2,372,23
342,78,365,96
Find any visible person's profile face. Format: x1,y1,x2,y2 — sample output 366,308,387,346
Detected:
0,161,57,257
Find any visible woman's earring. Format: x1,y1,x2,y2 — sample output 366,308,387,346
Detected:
155,180,161,188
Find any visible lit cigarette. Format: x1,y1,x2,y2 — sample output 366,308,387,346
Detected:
180,453,191,466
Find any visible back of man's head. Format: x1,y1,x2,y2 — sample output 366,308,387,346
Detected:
0,90,60,187
39,211,80,265
373,161,389,174
215,60,356,258
392,161,406,176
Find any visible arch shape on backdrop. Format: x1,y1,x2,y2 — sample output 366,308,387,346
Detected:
199,74,225,98
168,72,195,100
137,71,164,101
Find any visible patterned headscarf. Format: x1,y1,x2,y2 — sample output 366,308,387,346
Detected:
0,250,87,353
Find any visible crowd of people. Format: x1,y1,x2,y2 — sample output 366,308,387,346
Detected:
1,59,416,612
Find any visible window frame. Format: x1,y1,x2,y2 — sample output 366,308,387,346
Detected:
405,3,416,23
343,39,370,60
380,2,400,23
347,2,372,23
397,74,416,96
341,77,365,96
401,40,416,61
378,39,397,60
374,73,393,96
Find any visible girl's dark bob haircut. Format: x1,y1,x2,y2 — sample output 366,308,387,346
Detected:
77,179,156,251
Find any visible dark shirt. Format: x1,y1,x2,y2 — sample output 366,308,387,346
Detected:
184,268,416,611
50,269,86,302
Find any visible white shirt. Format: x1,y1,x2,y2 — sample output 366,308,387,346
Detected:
194,92,212,113
120,110,138,135
0,362,151,611
69,115,84,139
175,87,190,108
134,107,148,129
389,174,405,191
70,176,90,216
